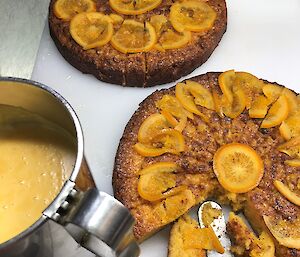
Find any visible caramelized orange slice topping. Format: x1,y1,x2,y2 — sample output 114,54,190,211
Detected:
150,15,192,50
262,83,283,103
277,136,300,159
70,12,113,50
263,215,300,249
138,162,178,175
249,95,270,118
150,15,168,33
175,82,209,122
212,90,226,117
161,109,187,132
218,70,236,103
134,129,185,157
261,95,289,128
186,80,215,110
111,20,156,53
160,30,191,50
213,143,264,193
156,95,191,132
154,190,195,225
282,88,298,114
137,113,170,143
134,143,167,157
235,72,264,109
274,180,300,206
219,71,264,109
54,0,96,20
285,159,300,167
169,215,206,256
138,162,186,201
109,0,162,15
279,110,300,140
222,89,246,119
170,0,216,33
183,225,225,253
109,13,124,24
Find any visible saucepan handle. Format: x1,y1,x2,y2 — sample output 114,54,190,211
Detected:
43,181,140,257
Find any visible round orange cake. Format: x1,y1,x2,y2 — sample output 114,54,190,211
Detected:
113,71,300,256
48,0,227,87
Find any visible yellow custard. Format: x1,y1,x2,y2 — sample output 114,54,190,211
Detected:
0,105,76,243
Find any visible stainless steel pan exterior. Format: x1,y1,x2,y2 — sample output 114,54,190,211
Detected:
0,78,139,257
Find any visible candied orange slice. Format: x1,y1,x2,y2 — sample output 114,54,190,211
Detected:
213,143,264,193
154,189,195,225
150,15,192,50
159,29,191,50
134,129,185,157
134,143,166,157
260,95,289,128
70,12,113,50
175,82,209,122
161,109,187,132
156,95,193,120
222,89,246,119
282,88,298,114
279,121,292,140
111,20,156,53
170,0,216,33
249,95,270,118
186,80,215,110
235,72,264,109
109,13,124,24
263,215,300,249
212,90,225,117
138,162,177,175
279,111,300,140
109,0,162,15
138,162,186,201
262,83,283,103
54,0,96,20
183,225,225,253
277,136,300,158
156,95,192,132
169,215,206,256
150,15,168,33
137,113,170,143
218,70,236,104
274,180,300,206
285,159,300,167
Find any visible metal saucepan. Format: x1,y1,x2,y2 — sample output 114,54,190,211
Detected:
0,77,140,257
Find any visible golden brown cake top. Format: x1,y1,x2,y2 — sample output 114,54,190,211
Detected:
113,70,300,256
53,0,220,53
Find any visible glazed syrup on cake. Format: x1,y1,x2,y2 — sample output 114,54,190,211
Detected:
0,105,76,244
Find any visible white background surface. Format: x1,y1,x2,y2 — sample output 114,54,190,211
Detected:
31,0,300,256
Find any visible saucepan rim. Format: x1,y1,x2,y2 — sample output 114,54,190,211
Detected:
0,77,84,249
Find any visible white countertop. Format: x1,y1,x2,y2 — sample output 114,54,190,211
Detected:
31,0,300,256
